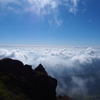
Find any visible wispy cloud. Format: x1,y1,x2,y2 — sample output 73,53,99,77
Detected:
25,0,61,26
7,6,22,14
25,0,60,15
0,0,81,25
64,0,80,14
0,0,81,15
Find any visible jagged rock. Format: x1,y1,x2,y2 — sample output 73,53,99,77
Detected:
35,64,48,74
0,58,24,73
0,58,57,100
0,58,73,100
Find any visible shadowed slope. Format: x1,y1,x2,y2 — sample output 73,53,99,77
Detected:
0,58,73,100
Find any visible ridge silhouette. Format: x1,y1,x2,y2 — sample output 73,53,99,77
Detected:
0,58,73,100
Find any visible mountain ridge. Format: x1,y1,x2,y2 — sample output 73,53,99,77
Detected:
0,58,73,100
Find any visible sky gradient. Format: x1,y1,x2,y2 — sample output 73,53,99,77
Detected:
0,0,100,46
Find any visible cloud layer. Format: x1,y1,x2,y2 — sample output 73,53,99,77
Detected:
0,46,100,97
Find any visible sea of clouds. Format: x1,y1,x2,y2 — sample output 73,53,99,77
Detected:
0,46,100,96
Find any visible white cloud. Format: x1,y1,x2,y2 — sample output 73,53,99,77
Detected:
72,0,79,7
70,76,88,95
25,0,80,15
25,0,61,26
1,46,100,96
0,47,100,74
25,0,60,15
64,0,80,14
54,15,62,27
0,0,82,26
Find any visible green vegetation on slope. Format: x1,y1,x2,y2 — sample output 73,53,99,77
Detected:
0,73,29,100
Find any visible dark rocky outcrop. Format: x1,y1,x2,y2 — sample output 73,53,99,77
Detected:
0,58,24,72
34,64,48,75
0,58,73,100
57,95,73,100
0,58,57,100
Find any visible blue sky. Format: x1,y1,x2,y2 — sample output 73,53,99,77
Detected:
0,0,100,46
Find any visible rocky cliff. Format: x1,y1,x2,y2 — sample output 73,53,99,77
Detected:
0,58,73,100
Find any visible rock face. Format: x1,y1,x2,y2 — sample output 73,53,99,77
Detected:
0,58,73,100
0,58,24,72
34,64,48,74
57,95,73,100
0,58,57,100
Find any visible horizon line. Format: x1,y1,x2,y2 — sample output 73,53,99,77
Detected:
0,44,100,48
